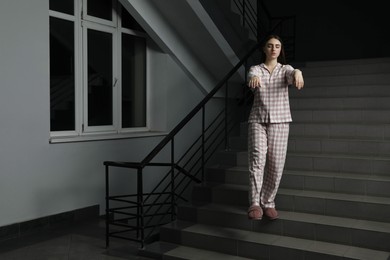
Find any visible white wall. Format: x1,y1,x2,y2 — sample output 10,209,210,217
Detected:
0,0,205,227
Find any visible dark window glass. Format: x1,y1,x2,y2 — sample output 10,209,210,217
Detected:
50,17,75,131
87,29,113,126
121,5,145,32
87,0,112,21
122,34,146,128
49,0,74,15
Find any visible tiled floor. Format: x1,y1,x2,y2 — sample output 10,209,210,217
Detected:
0,218,154,259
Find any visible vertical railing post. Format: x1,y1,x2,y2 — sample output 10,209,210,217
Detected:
136,170,140,239
292,17,296,61
105,165,110,248
171,138,175,221
257,0,261,43
137,167,144,248
202,105,205,182
244,60,248,120
242,0,246,28
225,81,229,150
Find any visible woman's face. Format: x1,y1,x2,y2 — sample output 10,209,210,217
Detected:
263,38,281,60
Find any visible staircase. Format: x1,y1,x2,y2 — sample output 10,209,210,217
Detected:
140,58,390,259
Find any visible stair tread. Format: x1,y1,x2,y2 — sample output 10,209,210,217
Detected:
303,57,390,67
218,149,390,160
292,108,390,111
288,151,390,160
290,121,390,126
180,202,390,232
288,136,390,142
162,220,390,260
285,169,390,181
208,164,390,181
281,188,390,204
234,135,390,142
199,182,390,205
290,94,390,98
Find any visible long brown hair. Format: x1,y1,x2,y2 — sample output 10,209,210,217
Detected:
260,34,287,65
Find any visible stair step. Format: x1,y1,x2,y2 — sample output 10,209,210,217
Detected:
302,57,390,76
285,152,390,176
304,73,390,87
289,122,390,140
288,137,390,156
303,57,390,68
215,150,390,176
215,149,390,177
158,220,390,260
177,203,390,252
240,122,390,140
290,96,390,110
206,165,390,197
192,183,390,222
289,85,390,98
291,109,390,124
229,135,390,156
277,188,390,221
282,170,390,197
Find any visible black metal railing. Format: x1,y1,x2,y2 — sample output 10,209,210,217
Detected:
103,2,294,249
104,57,248,248
233,0,258,38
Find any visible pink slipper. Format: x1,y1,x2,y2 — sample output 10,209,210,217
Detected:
264,208,279,220
248,205,263,220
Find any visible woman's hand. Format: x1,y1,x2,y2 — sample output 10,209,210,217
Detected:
248,76,261,89
294,69,304,90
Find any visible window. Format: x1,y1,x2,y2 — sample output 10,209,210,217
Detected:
49,0,147,141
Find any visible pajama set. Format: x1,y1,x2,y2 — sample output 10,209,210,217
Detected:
247,63,296,208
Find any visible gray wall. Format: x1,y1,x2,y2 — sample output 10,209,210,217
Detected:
264,0,390,62
0,0,205,227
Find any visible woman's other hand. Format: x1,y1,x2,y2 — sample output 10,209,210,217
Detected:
294,69,304,90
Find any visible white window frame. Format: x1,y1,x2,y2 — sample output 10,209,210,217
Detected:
118,26,149,134
82,21,118,134
49,0,152,143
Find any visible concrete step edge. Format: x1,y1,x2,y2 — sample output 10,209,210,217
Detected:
195,183,390,205
232,135,390,143
216,149,390,161
287,151,390,161
207,165,390,182
178,202,390,233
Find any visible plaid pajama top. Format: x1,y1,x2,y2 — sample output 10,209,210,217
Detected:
247,63,296,123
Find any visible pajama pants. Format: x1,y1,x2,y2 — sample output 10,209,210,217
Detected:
248,122,289,208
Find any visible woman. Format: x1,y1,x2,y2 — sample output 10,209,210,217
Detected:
247,35,304,220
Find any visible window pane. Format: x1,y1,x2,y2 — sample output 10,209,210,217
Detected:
122,34,146,128
87,29,113,126
87,0,112,21
121,5,145,32
50,17,75,131
49,0,74,15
